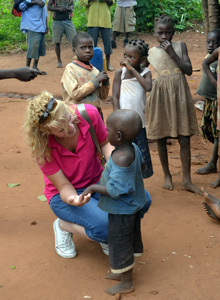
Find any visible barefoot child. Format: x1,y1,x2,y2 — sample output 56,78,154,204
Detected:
196,29,220,175
113,38,153,178
200,44,220,188
146,15,201,194
81,109,151,296
61,32,110,118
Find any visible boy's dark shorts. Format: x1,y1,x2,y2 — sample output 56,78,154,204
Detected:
27,31,46,59
108,211,143,274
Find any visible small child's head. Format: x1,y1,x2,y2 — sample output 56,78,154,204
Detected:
72,32,94,63
124,39,149,68
154,15,175,44
206,29,220,54
106,109,142,146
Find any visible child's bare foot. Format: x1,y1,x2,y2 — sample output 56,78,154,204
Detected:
202,187,220,219
105,282,134,296
202,202,220,221
210,177,220,188
195,163,217,175
181,182,202,195
57,62,63,68
162,175,173,190
105,273,121,281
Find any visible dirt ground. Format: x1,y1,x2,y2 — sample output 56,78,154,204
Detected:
1,31,220,300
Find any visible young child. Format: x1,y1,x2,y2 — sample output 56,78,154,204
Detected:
146,15,201,194
81,109,151,296
196,29,220,175
113,38,153,179
200,44,220,188
61,32,110,117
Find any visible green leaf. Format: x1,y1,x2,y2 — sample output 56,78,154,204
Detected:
8,183,20,188
37,195,47,202
10,266,16,270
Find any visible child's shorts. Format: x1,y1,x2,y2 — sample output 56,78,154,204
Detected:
133,127,153,179
52,19,76,44
27,30,46,59
108,211,143,274
112,6,136,33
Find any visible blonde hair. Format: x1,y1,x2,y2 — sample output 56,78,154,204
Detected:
24,91,78,165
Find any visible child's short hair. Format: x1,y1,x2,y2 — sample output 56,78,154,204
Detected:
209,29,220,42
72,32,94,48
154,15,175,32
108,109,142,141
127,39,149,57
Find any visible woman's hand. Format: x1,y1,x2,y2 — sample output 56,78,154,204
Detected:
67,194,91,206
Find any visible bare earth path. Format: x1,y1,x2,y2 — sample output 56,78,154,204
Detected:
1,31,220,300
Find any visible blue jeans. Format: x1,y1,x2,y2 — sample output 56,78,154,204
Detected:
50,189,151,244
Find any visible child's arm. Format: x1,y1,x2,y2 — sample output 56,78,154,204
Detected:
112,69,122,110
0,67,43,81
202,47,219,89
121,59,152,92
161,41,192,76
61,66,106,101
81,184,109,198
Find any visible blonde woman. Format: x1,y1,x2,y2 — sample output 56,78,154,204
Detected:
24,91,114,258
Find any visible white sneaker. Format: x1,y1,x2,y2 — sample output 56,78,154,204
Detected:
100,243,109,256
53,218,77,258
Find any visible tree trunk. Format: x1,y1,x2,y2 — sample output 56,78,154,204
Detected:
202,0,209,32
208,0,220,31
202,0,220,33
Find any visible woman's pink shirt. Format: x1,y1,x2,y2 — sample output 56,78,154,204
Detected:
39,104,107,203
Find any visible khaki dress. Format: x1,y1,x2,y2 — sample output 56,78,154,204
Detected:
146,41,198,140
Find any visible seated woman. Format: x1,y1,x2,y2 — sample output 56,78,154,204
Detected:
24,91,115,258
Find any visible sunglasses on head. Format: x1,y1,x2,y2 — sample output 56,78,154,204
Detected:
39,97,57,124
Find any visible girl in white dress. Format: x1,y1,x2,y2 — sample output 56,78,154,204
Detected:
113,38,153,178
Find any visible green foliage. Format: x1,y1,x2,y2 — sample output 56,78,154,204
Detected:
135,0,203,32
0,0,203,53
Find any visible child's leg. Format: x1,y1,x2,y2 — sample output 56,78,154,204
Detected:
26,57,31,67
105,269,134,295
178,135,202,194
196,137,218,174
157,137,173,190
33,59,39,70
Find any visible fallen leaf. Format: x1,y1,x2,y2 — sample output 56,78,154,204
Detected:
10,265,16,270
8,183,20,188
0,284,3,288
37,195,47,202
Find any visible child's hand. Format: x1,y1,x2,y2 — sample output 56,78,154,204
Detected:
58,6,68,12
96,71,109,83
120,59,133,71
160,41,175,56
67,194,90,206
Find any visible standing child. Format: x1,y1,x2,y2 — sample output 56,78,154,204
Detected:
61,32,110,117
113,39,153,178
195,29,220,175
19,0,48,72
81,109,151,296
200,45,220,188
146,15,201,194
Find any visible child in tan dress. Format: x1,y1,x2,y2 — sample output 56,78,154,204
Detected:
146,15,201,194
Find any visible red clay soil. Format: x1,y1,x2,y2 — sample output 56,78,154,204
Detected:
1,31,220,300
